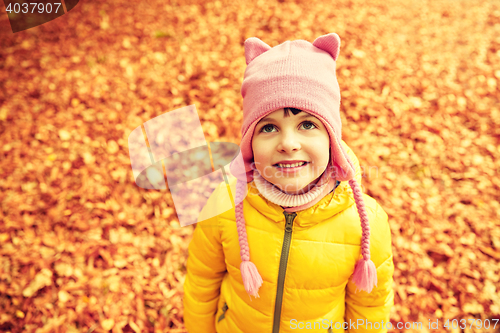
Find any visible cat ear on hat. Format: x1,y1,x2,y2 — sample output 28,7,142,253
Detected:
244,37,272,65
313,33,341,61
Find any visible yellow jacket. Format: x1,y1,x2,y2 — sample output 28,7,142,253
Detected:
183,141,394,332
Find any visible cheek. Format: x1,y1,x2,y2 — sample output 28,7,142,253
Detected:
252,140,268,162
252,151,266,171
315,143,331,165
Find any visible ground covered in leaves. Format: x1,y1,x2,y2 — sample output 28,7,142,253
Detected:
0,0,499,332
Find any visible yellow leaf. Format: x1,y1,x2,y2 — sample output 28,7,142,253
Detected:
114,259,127,268
22,268,53,297
0,107,9,121
129,321,141,333
107,140,119,154
101,318,115,331
58,290,70,303
59,130,71,141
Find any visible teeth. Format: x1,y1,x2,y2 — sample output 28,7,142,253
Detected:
277,162,306,168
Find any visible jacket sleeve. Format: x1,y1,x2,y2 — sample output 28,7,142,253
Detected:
183,188,228,333
345,202,395,333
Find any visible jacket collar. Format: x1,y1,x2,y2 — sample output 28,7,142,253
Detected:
245,180,356,228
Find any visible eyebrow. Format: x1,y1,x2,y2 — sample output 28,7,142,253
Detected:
259,114,316,123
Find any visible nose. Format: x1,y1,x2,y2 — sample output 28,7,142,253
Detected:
277,131,301,153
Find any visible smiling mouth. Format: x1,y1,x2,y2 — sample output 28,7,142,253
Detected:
273,162,309,168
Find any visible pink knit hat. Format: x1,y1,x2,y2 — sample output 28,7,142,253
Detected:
229,33,377,298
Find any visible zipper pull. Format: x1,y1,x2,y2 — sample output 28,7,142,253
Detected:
218,303,228,322
283,212,297,233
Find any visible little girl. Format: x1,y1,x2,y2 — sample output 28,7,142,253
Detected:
183,33,394,333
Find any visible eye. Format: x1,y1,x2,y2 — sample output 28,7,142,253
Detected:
300,121,317,130
260,124,276,133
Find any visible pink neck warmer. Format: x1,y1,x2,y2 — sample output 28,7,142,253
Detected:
253,165,337,213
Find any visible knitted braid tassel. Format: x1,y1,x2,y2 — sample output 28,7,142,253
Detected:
348,178,378,293
235,178,263,299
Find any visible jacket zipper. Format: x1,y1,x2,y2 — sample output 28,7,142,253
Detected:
272,211,297,333
217,302,228,322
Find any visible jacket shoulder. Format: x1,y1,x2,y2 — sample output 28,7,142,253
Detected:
198,179,236,224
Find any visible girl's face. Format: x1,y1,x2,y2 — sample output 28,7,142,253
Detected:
251,108,330,195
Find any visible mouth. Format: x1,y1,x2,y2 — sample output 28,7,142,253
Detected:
273,161,309,170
